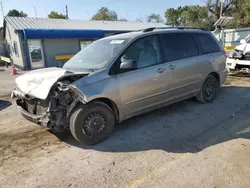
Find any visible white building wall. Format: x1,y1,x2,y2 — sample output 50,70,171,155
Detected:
214,27,250,47
5,21,26,68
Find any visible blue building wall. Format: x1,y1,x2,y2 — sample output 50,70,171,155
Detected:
16,29,129,69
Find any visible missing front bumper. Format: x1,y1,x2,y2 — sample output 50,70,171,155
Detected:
16,99,49,127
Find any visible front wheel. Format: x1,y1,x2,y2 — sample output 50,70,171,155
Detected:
196,75,219,103
70,102,115,145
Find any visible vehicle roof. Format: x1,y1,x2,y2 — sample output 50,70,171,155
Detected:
102,28,210,40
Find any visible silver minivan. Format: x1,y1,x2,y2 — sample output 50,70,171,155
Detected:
12,27,227,145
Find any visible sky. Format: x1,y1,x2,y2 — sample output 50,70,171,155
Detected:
0,0,204,22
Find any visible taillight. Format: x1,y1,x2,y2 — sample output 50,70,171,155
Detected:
223,50,228,57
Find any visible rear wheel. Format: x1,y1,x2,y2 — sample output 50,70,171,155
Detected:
196,75,218,103
70,102,115,145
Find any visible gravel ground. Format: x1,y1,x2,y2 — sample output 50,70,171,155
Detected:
0,76,250,188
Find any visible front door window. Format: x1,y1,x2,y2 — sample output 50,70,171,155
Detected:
120,35,162,69
28,40,44,69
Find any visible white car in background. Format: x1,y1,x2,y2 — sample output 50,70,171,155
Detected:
226,34,250,72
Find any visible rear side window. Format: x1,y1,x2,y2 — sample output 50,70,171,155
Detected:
196,33,220,54
162,33,199,62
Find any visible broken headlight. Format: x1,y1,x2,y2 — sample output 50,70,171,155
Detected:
229,50,243,59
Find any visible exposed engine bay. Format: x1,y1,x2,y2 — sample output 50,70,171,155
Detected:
12,75,86,132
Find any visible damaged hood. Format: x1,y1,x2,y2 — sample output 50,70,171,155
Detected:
15,67,86,100
235,43,247,52
235,42,250,54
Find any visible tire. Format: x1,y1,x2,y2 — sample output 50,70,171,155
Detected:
70,102,115,145
196,75,219,103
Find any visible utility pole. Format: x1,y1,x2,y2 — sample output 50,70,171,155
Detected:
65,5,68,19
0,1,5,20
34,6,38,18
220,0,225,47
87,12,90,20
220,0,224,18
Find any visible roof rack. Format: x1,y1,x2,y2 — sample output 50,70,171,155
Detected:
139,26,206,32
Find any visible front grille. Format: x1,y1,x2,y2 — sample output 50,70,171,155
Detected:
36,100,49,115
24,100,36,114
24,99,49,115
244,53,250,60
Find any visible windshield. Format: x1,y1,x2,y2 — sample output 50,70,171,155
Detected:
63,38,129,71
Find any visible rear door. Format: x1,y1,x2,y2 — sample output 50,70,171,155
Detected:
159,32,203,101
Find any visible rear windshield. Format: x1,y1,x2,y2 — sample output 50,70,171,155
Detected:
196,33,221,54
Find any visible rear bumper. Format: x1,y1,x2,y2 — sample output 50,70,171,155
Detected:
17,100,49,127
219,69,227,85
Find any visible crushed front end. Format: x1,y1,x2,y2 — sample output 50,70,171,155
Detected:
12,72,87,133
14,89,50,126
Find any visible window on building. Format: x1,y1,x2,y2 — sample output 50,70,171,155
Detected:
28,40,44,69
80,40,93,50
13,41,19,56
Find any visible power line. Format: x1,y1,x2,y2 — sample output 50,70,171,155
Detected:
34,6,37,18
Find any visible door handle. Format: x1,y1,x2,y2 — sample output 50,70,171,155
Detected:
168,64,176,70
157,67,165,73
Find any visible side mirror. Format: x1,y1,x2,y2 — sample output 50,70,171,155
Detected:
120,60,137,70
240,39,246,44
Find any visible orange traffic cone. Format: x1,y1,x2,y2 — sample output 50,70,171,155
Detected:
12,66,17,75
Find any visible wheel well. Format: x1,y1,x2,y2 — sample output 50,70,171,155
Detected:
209,72,220,84
89,98,119,122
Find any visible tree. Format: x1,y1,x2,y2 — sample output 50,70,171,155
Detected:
48,11,67,19
181,6,213,28
165,5,214,29
205,0,237,19
7,9,27,17
242,0,250,24
165,7,183,26
229,0,246,27
91,7,118,21
181,6,206,24
135,17,145,22
204,0,247,28
147,13,163,23
234,0,250,27
165,0,250,29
